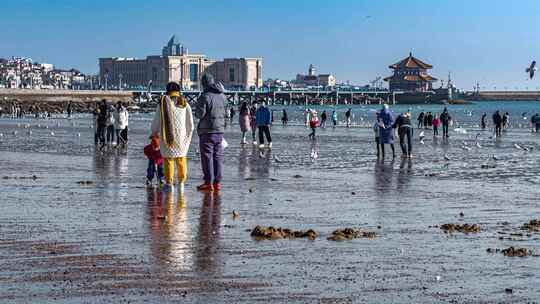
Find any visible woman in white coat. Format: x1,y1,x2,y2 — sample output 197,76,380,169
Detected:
151,82,194,191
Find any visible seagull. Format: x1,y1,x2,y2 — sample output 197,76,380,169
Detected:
273,155,283,163
462,141,468,146
475,142,482,148
461,146,472,151
492,155,501,161
12,131,17,135
514,143,523,150
50,132,55,136
526,60,537,79
77,133,81,137
444,154,451,161
27,131,32,135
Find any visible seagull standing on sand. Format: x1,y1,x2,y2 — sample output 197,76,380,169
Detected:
444,154,451,161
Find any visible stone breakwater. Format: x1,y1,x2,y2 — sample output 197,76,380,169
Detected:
0,89,134,113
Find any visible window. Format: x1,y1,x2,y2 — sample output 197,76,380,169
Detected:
189,64,198,82
229,67,235,82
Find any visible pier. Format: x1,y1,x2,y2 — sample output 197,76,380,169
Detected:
135,90,400,106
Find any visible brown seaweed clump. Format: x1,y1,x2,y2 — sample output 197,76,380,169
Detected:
251,226,317,240
501,247,530,257
440,223,480,234
520,219,540,232
327,228,376,241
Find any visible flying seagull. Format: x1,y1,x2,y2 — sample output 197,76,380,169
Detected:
526,60,537,79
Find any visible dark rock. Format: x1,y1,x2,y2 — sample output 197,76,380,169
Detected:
440,223,480,234
327,228,376,241
251,225,317,240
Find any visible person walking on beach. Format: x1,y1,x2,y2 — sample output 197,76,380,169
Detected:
373,112,381,158
481,113,487,130
417,112,425,129
378,104,396,159
281,109,288,125
393,111,413,158
345,108,352,128
250,104,258,144
332,110,338,127
440,108,451,137
229,107,235,125
427,112,434,129
320,110,327,128
308,110,319,140
144,135,164,186
195,74,226,191
432,113,441,136
493,110,503,137
238,102,251,145
423,112,429,129
66,101,72,118
92,105,100,145
105,103,116,145
531,113,540,132
115,102,129,147
151,82,194,192
256,101,272,148
502,112,509,130
97,100,108,148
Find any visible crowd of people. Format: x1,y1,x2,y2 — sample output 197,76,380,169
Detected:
93,100,129,149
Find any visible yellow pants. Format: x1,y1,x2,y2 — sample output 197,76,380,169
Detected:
163,157,187,184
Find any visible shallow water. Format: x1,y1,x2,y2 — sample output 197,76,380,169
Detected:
0,101,539,303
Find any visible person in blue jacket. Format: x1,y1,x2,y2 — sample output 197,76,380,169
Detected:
255,101,272,148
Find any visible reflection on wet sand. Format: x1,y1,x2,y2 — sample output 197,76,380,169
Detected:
374,159,394,194
397,157,413,190
147,188,192,272
195,192,222,275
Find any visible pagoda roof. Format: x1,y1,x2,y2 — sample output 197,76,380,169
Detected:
389,53,432,69
384,74,437,82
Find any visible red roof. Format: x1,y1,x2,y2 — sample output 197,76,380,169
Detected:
384,74,437,82
389,53,433,69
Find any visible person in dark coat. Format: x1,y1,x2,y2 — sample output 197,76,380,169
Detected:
481,113,487,130
97,99,108,148
393,112,413,158
439,108,451,137
493,110,503,137
378,104,396,159
532,113,540,132
194,74,226,192
417,112,424,129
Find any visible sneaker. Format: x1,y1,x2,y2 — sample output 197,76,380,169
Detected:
258,144,265,149
197,183,213,191
146,179,153,186
268,142,273,149
252,141,257,145
213,183,221,191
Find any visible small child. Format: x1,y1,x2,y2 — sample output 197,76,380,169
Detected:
144,136,164,185
432,114,441,136
308,111,319,139
373,112,381,158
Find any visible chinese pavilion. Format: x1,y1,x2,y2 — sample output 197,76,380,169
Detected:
384,53,437,92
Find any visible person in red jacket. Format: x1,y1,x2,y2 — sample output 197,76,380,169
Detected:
432,113,441,136
308,110,319,140
144,136,164,185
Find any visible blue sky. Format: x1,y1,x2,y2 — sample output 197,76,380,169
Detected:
2,0,540,90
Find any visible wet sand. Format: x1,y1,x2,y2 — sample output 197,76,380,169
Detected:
0,105,539,303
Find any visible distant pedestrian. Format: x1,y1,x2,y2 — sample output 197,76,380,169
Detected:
427,112,434,129
281,109,288,125
304,109,310,127
493,110,503,137
308,110,319,140
152,81,194,192
373,112,381,158
481,113,487,129
423,112,429,129
378,104,396,159
345,108,352,128
250,104,258,144
502,112,509,129
115,101,129,147
238,102,251,145
256,101,272,148
393,111,413,158
432,113,441,136
531,113,540,132
194,74,226,192
331,110,338,126
105,104,116,144
66,101,72,118
439,108,451,137
417,112,425,129
320,110,327,128
230,107,235,125
97,99,108,148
